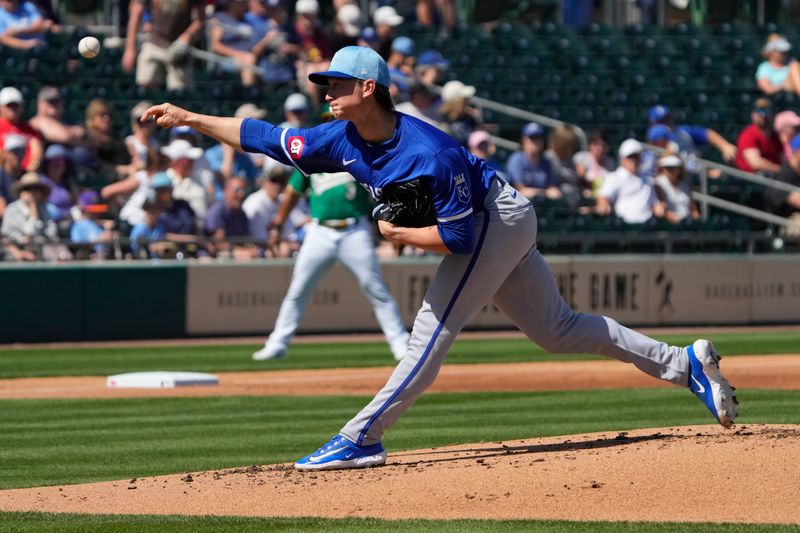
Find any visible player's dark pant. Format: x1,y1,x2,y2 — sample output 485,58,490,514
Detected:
341,179,689,446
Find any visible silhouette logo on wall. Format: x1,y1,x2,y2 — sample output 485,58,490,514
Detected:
655,269,674,314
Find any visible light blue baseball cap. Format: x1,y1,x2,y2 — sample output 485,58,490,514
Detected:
309,46,390,88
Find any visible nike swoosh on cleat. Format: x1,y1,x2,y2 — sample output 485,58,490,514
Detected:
690,375,706,394
308,446,348,463
342,158,357,166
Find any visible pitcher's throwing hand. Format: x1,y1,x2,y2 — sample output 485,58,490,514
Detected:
140,103,191,128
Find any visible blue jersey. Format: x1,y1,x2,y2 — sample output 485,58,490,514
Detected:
240,112,499,253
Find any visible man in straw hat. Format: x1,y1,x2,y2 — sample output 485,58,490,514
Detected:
1,172,59,261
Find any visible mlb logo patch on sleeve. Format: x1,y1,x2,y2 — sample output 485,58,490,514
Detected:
288,136,305,159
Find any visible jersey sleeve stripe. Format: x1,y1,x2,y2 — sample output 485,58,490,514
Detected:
280,128,309,177
437,207,473,223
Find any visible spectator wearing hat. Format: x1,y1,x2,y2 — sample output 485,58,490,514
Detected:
122,0,205,91
242,163,306,256
415,0,456,31
386,36,415,100
1,172,58,261
293,0,332,101
468,129,503,174
415,49,448,86
204,175,258,259
29,86,87,148
574,129,615,196
596,139,664,224
654,155,698,224
245,0,299,85
764,134,800,221
756,34,800,96
150,171,198,237
102,148,170,229
124,101,161,175
647,104,737,166
735,98,783,175
638,124,678,180
39,144,75,224
505,122,559,200
357,26,379,52
373,5,403,60
328,2,362,52
0,133,26,219
0,86,44,172
280,92,309,128
161,138,208,218
0,0,52,50
395,82,443,128
438,80,479,146
70,190,113,260
774,110,800,160
129,191,167,258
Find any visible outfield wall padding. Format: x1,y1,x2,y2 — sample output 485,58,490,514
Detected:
1,255,798,343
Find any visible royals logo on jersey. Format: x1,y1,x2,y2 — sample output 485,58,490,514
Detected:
288,136,305,159
454,173,470,203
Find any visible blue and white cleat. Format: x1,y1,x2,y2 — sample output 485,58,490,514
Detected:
687,339,738,428
294,435,386,471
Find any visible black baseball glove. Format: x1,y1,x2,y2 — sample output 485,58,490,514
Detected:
371,178,437,228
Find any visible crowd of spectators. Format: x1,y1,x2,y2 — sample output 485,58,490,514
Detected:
1,1,799,262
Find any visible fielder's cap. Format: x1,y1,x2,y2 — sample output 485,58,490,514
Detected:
658,154,683,168
283,92,309,113
618,138,643,158
151,171,173,189
468,129,491,149
648,104,670,124
294,0,318,15
12,172,51,196
791,133,800,152
38,86,61,102
373,5,403,26
44,143,71,161
309,45,390,88
0,87,23,106
337,3,362,37
646,124,672,142
417,49,449,68
764,37,791,54
3,133,27,153
391,36,415,56
753,97,773,115
522,122,545,138
235,102,267,119
441,80,475,102
774,110,800,130
161,139,203,160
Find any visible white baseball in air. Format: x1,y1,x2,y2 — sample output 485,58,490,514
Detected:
78,36,101,59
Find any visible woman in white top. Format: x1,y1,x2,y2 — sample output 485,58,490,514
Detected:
124,101,161,174
654,155,699,224
756,34,800,96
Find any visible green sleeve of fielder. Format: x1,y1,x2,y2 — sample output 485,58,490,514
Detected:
288,169,310,195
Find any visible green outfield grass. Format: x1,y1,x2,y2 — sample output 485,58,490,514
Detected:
2,512,797,532
0,330,799,378
1,389,798,490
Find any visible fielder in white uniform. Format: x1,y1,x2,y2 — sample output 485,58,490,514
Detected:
252,108,410,361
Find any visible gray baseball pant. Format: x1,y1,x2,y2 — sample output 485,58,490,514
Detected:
340,179,690,446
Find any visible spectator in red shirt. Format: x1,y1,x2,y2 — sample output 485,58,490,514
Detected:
0,86,44,172
735,97,783,175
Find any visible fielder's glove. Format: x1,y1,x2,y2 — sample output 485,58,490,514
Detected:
371,178,437,228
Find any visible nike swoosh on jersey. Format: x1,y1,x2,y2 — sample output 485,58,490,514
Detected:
342,158,357,166
690,375,706,394
308,446,349,463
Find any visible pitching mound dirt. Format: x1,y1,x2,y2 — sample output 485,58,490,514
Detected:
2,424,798,524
